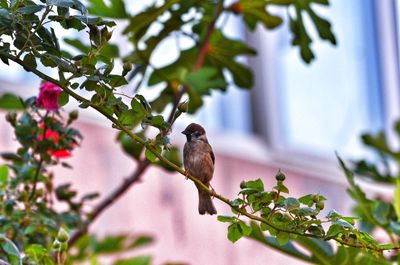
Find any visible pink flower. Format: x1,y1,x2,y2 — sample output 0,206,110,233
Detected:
36,82,62,111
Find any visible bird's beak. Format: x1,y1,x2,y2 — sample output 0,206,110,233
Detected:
181,130,187,135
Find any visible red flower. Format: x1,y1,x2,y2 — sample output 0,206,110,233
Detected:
36,82,62,111
39,124,72,159
48,149,71,158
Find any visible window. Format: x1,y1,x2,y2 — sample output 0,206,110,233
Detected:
249,0,398,160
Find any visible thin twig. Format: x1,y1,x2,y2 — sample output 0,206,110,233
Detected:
17,6,52,58
168,0,225,123
29,157,44,201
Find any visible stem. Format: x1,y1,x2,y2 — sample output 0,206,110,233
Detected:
30,112,49,201
29,158,44,201
17,6,52,58
167,0,224,121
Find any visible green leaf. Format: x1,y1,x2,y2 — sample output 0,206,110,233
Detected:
0,165,8,189
332,219,354,229
395,179,400,222
325,224,344,240
23,53,37,70
225,61,253,88
282,197,300,211
108,75,128,87
227,223,242,243
156,147,182,171
0,8,12,27
241,179,264,191
208,30,255,88
187,88,203,114
326,210,341,220
117,131,144,160
42,53,76,72
231,198,245,206
118,109,143,129
58,91,69,106
64,38,90,53
243,7,283,30
17,5,44,14
238,220,252,236
148,115,168,130
46,0,88,16
0,235,21,265
25,244,48,261
0,93,24,110
123,0,179,41
145,145,161,162
94,235,126,254
304,5,336,44
372,201,391,225
87,0,128,18
128,236,154,249
217,216,235,223
113,256,151,265
185,67,227,94
298,194,313,206
274,181,289,193
276,231,290,245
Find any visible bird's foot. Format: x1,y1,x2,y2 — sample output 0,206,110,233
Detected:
210,185,216,198
184,170,190,180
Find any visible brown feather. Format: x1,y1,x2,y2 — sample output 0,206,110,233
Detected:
182,123,216,215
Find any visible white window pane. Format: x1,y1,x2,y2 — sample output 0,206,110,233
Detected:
275,0,383,157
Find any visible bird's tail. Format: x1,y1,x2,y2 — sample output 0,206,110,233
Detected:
198,188,217,215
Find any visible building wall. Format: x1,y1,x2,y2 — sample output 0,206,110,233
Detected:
0,114,354,265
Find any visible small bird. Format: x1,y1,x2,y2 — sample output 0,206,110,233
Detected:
182,123,217,215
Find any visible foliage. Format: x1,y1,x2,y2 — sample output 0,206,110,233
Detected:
0,0,391,264
217,171,393,264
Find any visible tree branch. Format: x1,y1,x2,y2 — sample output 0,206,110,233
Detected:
167,0,224,122
2,50,396,253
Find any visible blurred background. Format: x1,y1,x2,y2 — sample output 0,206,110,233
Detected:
1,0,400,264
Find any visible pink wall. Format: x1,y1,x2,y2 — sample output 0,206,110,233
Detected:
0,115,353,265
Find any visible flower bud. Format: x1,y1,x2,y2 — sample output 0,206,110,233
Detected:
101,27,113,41
60,242,68,251
178,101,188,113
316,201,325,210
68,110,79,124
5,112,17,126
230,2,244,14
122,63,133,76
275,170,285,181
105,31,113,41
240,181,246,189
53,240,61,251
57,227,69,243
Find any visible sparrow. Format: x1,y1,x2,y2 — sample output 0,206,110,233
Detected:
182,123,217,215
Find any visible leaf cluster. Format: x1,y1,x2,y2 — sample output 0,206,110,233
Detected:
218,171,392,264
